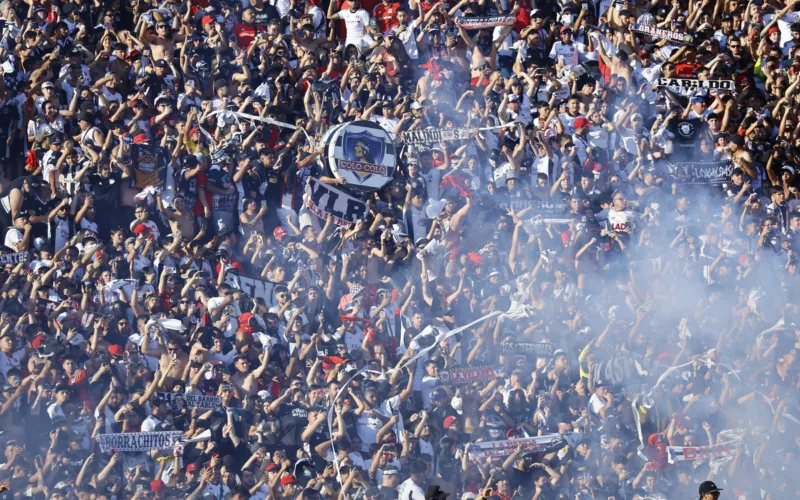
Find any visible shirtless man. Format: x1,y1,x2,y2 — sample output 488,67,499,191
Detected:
458,8,516,80
141,327,189,387
140,15,186,62
231,350,270,396
158,195,197,241
597,42,633,85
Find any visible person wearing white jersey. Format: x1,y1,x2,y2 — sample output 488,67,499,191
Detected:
328,0,371,49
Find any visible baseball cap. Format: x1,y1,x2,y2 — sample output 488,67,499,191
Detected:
768,26,780,35
133,133,149,144
699,481,723,495
280,475,297,487
560,25,572,33
186,463,200,473
274,226,289,240
42,81,54,89
443,416,458,428
369,18,380,29
574,117,592,128
431,387,448,401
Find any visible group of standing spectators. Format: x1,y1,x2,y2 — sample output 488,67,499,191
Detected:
0,0,797,498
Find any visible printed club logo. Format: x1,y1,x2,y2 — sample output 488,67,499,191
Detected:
326,121,397,192
678,121,694,138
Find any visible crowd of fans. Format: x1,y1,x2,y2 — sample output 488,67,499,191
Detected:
0,0,798,497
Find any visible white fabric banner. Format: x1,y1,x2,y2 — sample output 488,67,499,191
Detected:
467,434,563,458
99,431,183,452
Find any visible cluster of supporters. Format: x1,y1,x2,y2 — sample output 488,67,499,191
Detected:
0,0,798,498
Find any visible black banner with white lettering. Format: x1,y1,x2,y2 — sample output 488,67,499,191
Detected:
630,23,692,44
501,342,555,357
668,160,734,185
589,350,665,390
0,251,29,265
305,177,368,226
225,273,277,306
99,431,183,452
401,128,474,145
658,78,735,90
497,198,568,215
439,365,504,384
455,15,515,29
158,392,222,411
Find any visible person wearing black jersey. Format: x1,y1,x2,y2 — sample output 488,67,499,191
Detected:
250,0,280,29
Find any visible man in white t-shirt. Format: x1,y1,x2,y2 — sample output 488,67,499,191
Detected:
397,461,427,500
329,0,371,48
420,360,439,408
369,101,400,135
588,383,612,418
549,25,586,69
4,212,31,251
395,8,418,60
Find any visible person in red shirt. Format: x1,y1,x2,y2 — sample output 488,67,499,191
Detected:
232,8,266,49
411,0,436,15
372,0,401,32
674,45,701,78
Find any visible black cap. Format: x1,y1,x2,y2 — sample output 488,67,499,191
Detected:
155,59,169,68
236,151,253,162
699,481,723,495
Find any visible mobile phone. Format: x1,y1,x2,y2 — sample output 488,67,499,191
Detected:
582,2,587,8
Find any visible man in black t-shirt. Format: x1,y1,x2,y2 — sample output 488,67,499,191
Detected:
0,97,20,160
250,0,280,28
86,161,130,234
277,398,309,446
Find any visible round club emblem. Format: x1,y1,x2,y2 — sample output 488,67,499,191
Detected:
322,120,397,192
677,121,695,138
